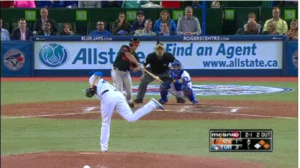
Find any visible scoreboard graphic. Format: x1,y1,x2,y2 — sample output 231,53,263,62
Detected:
209,129,273,152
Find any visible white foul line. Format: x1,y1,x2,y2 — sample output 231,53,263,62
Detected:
2,111,99,119
210,112,297,120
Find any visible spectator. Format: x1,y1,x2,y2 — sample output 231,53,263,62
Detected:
153,10,177,35
102,0,122,8
36,21,55,36
262,7,288,35
134,19,156,36
244,13,262,33
33,8,58,34
78,1,101,8
159,21,176,36
59,22,75,35
59,1,78,8
190,1,203,8
130,11,146,34
14,0,36,8
141,0,162,8
235,20,259,35
36,1,61,8
0,18,10,41
276,0,298,7
111,12,131,35
90,21,112,36
161,1,181,8
261,21,279,35
122,0,145,8
286,19,298,39
11,18,33,40
0,1,14,8
177,6,202,35
210,1,220,8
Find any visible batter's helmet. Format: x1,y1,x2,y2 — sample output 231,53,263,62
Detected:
129,38,140,47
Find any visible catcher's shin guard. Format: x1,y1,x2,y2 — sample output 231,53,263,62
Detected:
184,90,197,103
160,89,168,102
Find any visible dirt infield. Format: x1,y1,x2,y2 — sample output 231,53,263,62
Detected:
1,151,264,168
2,100,297,120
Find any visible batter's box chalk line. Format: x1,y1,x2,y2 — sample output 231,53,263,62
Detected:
209,112,297,120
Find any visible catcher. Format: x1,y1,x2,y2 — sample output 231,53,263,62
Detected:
159,60,198,105
85,71,163,152
134,42,186,104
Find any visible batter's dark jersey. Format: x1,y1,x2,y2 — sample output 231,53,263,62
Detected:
144,52,175,74
113,45,140,71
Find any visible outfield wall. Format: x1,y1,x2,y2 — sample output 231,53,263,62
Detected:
1,36,298,77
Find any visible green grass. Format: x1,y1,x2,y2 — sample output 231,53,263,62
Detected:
1,80,298,167
1,118,297,167
1,81,297,105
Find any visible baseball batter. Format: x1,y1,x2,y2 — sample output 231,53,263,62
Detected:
111,38,141,108
86,71,163,152
159,60,198,105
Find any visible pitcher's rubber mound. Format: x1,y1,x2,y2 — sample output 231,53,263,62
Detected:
1,151,264,168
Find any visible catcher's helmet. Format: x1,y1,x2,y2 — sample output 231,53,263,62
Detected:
129,38,140,47
172,59,182,68
171,60,183,77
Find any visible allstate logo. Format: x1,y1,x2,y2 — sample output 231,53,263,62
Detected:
38,43,69,67
4,49,25,71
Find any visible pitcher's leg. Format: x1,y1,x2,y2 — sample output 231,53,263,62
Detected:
100,100,115,151
116,96,158,123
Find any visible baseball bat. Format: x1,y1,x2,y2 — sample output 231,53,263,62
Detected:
143,69,163,83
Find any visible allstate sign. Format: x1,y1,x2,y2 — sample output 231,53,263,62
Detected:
38,43,69,67
131,85,292,96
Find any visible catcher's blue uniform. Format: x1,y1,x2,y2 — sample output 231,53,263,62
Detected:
159,60,198,104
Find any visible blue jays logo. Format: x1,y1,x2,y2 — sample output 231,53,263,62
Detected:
4,49,25,71
38,43,69,67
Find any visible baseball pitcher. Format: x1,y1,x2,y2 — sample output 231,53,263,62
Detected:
85,71,164,152
111,38,141,108
159,60,199,105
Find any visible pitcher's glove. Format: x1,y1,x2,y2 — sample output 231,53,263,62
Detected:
160,76,174,84
86,85,97,98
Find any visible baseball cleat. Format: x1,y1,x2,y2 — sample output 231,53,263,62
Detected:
176,98,186,103
128,102,135,108
134,99,143,103
151,98,164,110
159,99,168,104
101,150,107,153
192,100,199,105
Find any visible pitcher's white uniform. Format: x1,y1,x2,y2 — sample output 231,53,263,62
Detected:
89,73,163,152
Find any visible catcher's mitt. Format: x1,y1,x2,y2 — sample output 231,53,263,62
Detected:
86,85,97,98
160,76,174,84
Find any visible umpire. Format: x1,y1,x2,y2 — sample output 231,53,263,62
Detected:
134,43,185,103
